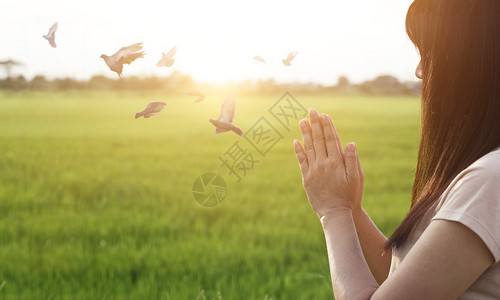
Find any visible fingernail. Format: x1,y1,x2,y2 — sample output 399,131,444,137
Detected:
294,140,302,151
299,119,306,128
347,143,356,152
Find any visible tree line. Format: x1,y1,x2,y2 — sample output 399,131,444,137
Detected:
0,60,420,95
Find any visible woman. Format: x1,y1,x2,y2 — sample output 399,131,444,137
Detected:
293,0,500,299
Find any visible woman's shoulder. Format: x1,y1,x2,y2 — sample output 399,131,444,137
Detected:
435,147,500,205
458,147,500,181
437,147,500,203
434,146,500,263
434,146,500,217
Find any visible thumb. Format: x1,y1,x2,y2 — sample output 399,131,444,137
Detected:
294,139,309,177
345,142,359,180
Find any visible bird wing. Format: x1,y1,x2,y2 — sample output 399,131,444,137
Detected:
287,51,297,61
48,22,58,36
254,56,267,63
144,102,166,114
112,42,143,61
165,46,177,59
231,126,243,136
143,105,165,117
218,96,236,123
156,55,167,67
165,59,174,67
215,127,229,134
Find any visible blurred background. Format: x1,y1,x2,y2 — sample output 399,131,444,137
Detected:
0,0,420,299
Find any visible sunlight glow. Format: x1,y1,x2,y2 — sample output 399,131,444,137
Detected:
0,0,417,84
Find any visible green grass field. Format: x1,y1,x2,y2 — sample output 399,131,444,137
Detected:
0,90,420,299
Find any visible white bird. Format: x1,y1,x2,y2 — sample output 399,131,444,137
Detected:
100,42,145,77
157,46,177,67
43,22,58,48
209,96,243,136
282,51,298,66
253,56,266,64
135,102,166,119
187,91,205,103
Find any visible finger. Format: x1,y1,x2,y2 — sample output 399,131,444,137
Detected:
345,142,359,180
309,108,327,159
299,118,316,162
321,113,340,159
293,139,309,176
321,113,343,161
327,115,346,160
356,146,364,184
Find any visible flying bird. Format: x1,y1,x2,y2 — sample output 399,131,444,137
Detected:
253,56,266,64
100,42,145,77
282,51,298,66
135,102,166,119
209,96,243,136
187,91,205,103
43,22,58,48
157,46,177,67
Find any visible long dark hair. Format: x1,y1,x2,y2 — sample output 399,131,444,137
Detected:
386,0,500,249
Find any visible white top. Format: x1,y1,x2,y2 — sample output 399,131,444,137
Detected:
389,147,500,299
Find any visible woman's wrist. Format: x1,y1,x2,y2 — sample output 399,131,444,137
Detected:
319,207,354,228
352,206,364,222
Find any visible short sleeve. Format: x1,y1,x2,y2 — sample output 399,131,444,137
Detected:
432,159,500,263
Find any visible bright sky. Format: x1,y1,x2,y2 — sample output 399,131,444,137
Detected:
0,0,418,85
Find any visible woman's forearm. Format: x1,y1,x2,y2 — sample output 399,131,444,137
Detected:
320,209,379,300
293,110,384,298
353,208,392,284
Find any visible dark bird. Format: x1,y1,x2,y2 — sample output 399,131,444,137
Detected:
135,102,166,119
282,51,297,66
209,96,243,136
101,42,145,77
43,22,58,48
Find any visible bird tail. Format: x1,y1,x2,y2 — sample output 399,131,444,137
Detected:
135,112,142,119
231,126,244,136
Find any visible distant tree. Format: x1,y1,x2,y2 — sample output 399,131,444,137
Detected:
0,75,28,90
54,77,85,90
165,71,195,91
372,75,400,88
88,75,114,89
30,75,50,90
336,75,350,89
0,59,23,79
358,75,411,95
256,78,280,94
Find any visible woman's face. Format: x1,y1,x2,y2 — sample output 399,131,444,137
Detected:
415,60,423,79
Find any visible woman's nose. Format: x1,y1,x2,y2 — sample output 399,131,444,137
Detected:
415,61,423,79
